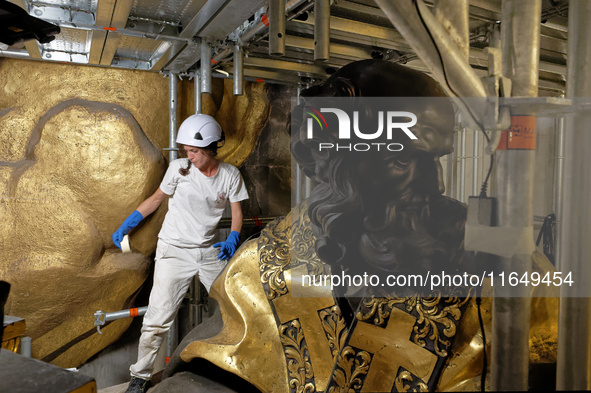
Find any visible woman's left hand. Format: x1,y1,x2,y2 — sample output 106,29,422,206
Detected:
213,231,240,260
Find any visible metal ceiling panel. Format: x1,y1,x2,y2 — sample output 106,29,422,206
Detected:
40,26,91,59
164,40,200,73
29,0,96,10
115,35,165,61
177,0,227,39
95,0,117,26
1,0,569,96
88,30,107,64
149,41,173,70
99,31,122,65
129,0,197,26
196,0,266,40
27,0,97,25
111,0,134,28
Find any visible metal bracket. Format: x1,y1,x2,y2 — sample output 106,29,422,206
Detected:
93,306,148,334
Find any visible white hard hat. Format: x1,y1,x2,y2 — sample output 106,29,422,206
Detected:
176,114,223,147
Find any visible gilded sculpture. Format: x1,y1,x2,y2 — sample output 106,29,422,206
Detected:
0,58,269,368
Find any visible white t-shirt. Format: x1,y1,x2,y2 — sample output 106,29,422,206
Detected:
158,158,249,247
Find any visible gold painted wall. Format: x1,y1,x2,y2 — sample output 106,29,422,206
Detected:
0,58,274,369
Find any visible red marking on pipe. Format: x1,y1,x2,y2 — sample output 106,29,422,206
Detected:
166,356,171,364
129,308,139,317
262,14,269,27
103,27,117,31
251,216,263,227
497,116,537,150
255,78,264,83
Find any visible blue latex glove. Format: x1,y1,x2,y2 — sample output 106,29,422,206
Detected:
112,210,144,250
213,231,240,260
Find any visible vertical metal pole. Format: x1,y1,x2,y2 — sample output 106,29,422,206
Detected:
472,129,480,196
557,1,591,389
168,73,178,161
459,126,466,203
233,44,244,95
295,86,302,206
201,40,212,94
314,0,330,61
433,0,469,200
269,0,286,56
166,320,178,362
194,72,202,114
447,129,458,199
491,1,541,391
553,117,564,270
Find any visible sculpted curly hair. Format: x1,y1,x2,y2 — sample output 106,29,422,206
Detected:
291,60,466,280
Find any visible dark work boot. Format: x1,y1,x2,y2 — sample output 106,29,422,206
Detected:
125,377,150,393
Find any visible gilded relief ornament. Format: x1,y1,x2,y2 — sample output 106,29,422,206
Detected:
280,319,316,393
327,346,372,393
357,291,472,358
291,203,325,277
394,369,429,392
259,219,291,299
319,306,348,360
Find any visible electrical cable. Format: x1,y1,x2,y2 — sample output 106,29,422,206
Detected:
412,0,495,196
476,296,488,392
413,2,491,386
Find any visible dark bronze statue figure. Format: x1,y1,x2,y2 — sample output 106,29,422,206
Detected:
155,60,557,393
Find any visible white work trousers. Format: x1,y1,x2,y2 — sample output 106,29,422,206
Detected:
130,239,225,380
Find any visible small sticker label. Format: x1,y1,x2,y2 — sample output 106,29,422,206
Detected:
497,116,537,150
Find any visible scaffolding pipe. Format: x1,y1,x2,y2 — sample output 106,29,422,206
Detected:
201,41,212,94
446,129,458,199
552,117,564,270
166,320,178,363
491,0,541,391
459,126,466,203
194,72,202,114
374,0,487,100
556,0,591,389
168,73,178,161
295,86,302,206
269,0,286,56
93,306,148,333
472,129,479,196
239,0,309,45
314,0,330,61
0,49,30,59
433,0,470,61
233,44,244,95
